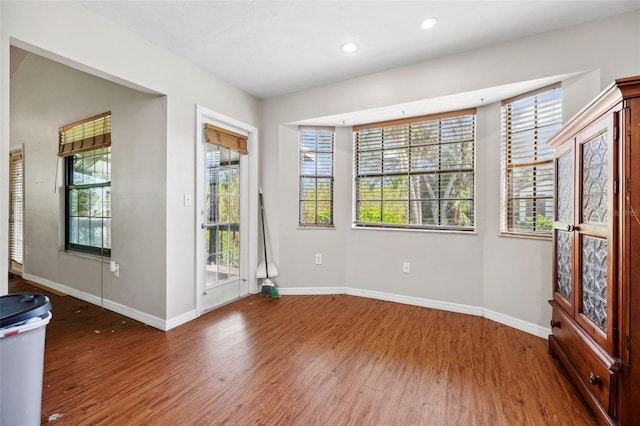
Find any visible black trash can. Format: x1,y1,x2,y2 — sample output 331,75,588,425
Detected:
0,292,52,426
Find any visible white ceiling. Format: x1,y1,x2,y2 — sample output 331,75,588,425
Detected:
78,1,640,100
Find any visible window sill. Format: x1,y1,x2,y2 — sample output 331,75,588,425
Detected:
351,224,477,235
58,250,111,262
297,225,335,230
499,232,552,241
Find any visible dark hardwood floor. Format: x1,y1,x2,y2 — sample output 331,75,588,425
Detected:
8,276,596,425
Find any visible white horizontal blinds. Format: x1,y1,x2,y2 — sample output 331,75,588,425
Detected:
59,112,111,157
9,151,24,264
354,109,476,230
502,83,562,236
204,123,248,155
299,127,334,226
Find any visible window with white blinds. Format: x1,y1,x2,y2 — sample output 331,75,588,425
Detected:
501,84,562,237
353,109,476,230
299,127,334,226
9,150,24,264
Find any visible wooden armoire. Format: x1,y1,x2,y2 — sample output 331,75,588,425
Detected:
548,76,640,425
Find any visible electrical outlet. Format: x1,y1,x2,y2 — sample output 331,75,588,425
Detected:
403,262,410,274
110,261,120,277
315,253,323,265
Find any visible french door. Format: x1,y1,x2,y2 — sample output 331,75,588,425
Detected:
196,109,258,315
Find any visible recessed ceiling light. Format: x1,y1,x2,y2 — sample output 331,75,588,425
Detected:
420,17,438,30
341,42,359,53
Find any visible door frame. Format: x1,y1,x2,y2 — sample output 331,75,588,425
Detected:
195,105,259,317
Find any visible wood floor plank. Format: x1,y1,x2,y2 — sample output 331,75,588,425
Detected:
5,277,597,425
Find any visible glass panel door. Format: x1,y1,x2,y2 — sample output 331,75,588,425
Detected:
205,143,241,288
196,109,256,317
553,142,574,311
575,114,617,354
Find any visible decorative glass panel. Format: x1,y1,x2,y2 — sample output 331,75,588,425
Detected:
556,152,573,222
581,235,607,332
556,230,572,301
582,132,608,224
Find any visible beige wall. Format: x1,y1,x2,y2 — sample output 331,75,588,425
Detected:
11,49,167,317
260,11,640,333
1,1,260,327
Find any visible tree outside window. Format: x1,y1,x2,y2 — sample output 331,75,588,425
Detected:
354,110,475,231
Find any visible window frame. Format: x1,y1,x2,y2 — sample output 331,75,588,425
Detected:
501,83,562,238
64,148,112,257
60,112,112,257
9,149,24,265
298,126,335,227
352,109,476,231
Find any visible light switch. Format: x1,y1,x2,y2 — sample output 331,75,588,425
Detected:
184,193,193,207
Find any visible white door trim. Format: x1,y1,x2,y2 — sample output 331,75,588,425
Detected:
195,105,259,317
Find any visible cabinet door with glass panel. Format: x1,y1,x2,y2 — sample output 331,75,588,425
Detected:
553,112,618,354
552,138,575,315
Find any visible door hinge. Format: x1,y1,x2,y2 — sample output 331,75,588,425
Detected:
627,335,632,353
613,180,619,194
613,125,619,142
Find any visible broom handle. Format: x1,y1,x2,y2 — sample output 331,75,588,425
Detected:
259,190,270,279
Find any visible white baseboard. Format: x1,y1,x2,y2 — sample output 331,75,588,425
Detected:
279,286,346,296
22,273,170,331
346,287,484,316
19,274,552,337
278,286,549,339
165,310,197,331
484,308,551,339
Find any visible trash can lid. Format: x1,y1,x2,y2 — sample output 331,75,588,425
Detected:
0,292,52,328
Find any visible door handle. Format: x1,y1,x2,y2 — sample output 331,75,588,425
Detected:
201,223,207,230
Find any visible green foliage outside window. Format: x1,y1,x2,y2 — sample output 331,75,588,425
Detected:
299,128,334,226
514,215,553,233
66,147,111,255
205,146,241,275
354,113,475,230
